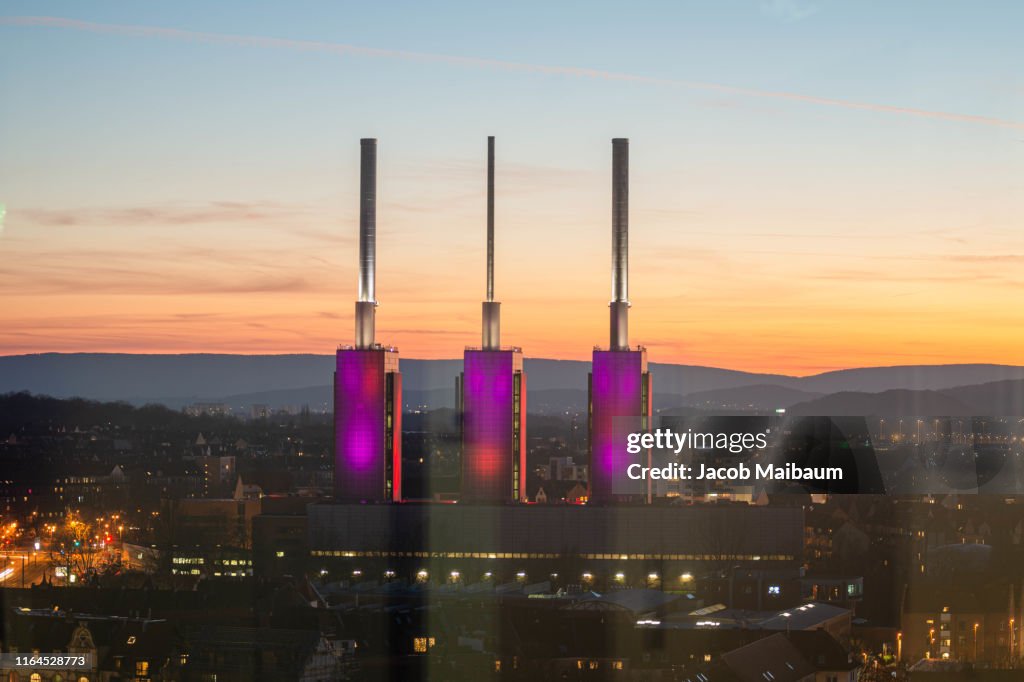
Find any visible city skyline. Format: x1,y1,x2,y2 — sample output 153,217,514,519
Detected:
2,3,1023,374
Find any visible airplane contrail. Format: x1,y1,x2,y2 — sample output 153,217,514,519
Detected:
3,15,1023,131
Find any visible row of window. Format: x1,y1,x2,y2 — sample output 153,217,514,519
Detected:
312,549,794,561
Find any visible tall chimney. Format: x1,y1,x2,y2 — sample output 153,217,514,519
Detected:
355,138,377,349
609,138,629,351
482,136,501,349
487,135,495,303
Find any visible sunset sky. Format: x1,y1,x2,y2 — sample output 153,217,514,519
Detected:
1,2,1023,374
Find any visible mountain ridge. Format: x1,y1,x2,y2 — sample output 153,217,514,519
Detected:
4,353,1024,413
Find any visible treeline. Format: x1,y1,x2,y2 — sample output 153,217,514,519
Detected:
0,391,239,432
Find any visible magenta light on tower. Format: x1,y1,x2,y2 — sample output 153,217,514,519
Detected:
590,349,648,501
462,349,525,502
335,349,400,501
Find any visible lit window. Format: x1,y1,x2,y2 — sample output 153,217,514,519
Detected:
413,637,428,653
135,660,150,676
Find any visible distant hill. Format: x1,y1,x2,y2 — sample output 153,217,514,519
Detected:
797,364,1024,394
940,379,1024,416
4,354,1024,415
669,384,823,411
0,354,782,407
786,379,1024,417
787,389,974,416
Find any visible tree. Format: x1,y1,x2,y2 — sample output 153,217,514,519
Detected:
47,512,102,583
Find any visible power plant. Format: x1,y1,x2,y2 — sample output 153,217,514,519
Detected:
333,137,650,505
314,138,805,584
333,138,402,503
457,137,527,503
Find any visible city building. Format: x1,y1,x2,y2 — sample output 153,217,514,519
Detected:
308,503,804,584
901,581,1022,665
0,608,183,682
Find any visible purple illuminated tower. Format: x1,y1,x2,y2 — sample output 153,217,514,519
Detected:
588,138,652,504
334,138,402,502
459,137,527,503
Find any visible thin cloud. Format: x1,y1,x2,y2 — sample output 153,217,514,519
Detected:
16,201,307,228
2,263,314,296
947,254,1024,263
3,15,1023,131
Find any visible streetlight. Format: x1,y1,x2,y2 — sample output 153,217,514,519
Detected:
1010,618,1015,662
974,622,980,661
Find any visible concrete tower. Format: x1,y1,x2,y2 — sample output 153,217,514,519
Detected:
334,138,402,502
588,138,652,504
459,136,527,503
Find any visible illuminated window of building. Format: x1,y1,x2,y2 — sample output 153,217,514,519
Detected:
413,638,428,653
576,660,583,669
275,551,285,558
704,654,712,662
135,660,149,677
612,661,623,670
589,661,599,670
494,660,501,672
79,678,90,682
30,675,41,682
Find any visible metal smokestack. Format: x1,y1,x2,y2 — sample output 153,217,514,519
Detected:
487,135,495,303
609,138,630,351
355,138,377,349
482,135,501,349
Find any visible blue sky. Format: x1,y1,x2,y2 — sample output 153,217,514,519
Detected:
1,2,1022,372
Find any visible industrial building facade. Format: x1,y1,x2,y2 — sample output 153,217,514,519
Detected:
308,504,804,572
